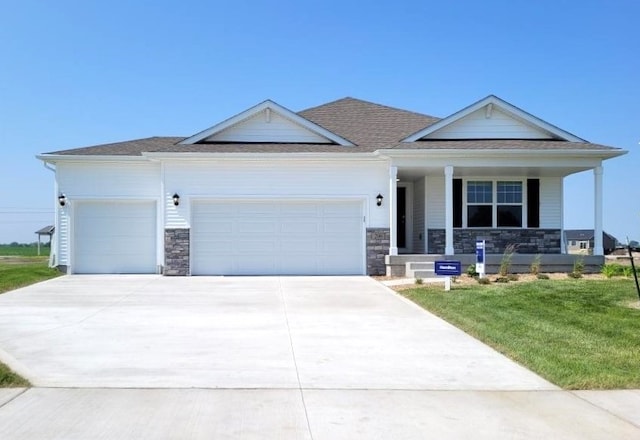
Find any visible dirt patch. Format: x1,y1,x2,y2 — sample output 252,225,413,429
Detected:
383,272,608,291
622,300,640,310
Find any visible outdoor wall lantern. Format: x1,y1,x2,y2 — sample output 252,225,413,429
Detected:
172,193,180,206
376,193,383,206
58,194,67,207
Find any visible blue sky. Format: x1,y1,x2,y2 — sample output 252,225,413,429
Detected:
1,0,638,244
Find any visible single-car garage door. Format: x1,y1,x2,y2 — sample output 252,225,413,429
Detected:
73,201,157,274
191,200,364,275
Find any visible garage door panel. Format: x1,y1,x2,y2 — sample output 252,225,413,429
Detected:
280,239,320,254
281,205,319,217
192,200,364,275
234,239,277,254
237,221,278,234
233,256,278,274
322,219,361,234
280,221,320,234
74,201,156,274
321,203,362,217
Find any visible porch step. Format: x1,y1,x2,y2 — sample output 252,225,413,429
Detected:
414,270,437,279
406,261,435,279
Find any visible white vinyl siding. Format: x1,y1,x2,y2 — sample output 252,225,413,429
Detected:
55,162,160,268
204,110,331,143
164,160,389,229
73,201,156,274
540,177,562,228
58,208,70,266
426,175,445,228
57,162,160,197
191,200,364,275
423,107,554,140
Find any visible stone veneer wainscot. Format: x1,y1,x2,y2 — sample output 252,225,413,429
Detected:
428,229,562,254
164,228,190,276
366,228,390,275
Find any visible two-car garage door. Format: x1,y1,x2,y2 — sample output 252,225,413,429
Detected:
191,200,364,275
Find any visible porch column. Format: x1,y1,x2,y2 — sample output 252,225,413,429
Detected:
594,165,604,255
389,166,398,256
444,165,454,255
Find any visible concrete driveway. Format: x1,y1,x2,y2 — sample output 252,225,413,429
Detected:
0,275,551,389
0,276,638,439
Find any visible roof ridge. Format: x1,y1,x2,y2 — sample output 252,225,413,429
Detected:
299,97,440,120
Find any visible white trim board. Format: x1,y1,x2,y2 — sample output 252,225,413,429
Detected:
179,100,354,146
402,95,586,143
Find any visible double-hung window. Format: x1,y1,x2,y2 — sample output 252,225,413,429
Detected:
496,181,523,227
466,180,523,227
467,181,493,227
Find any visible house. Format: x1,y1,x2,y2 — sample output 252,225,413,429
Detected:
37,95,626,276
565,229,618,255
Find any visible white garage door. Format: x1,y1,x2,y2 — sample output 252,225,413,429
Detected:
73,201,157,274
191,200,364,275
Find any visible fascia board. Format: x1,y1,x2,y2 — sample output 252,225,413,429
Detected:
141,152,381,161
179,100,354,146
36,154,151,163
402,95,586,143
377,148,627,160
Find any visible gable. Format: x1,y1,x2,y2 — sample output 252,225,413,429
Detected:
203,109,333,144
421,106,555,140
403,95,585,143
180,100,353,146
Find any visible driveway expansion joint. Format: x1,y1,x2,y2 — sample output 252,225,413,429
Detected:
278,276,315,440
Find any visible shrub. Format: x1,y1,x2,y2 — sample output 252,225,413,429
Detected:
494,276,510,283
530,254,542,275
507,274,519,282
568,256,585,278
415,277,423,285
602,263,625,278
499,244,517,277
477,277,491,285
537,274,550,280
572,256,585,277
466,264,478,278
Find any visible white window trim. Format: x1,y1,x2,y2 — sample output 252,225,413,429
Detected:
462,178,528,228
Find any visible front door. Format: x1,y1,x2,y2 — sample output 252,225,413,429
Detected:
397,187,406,249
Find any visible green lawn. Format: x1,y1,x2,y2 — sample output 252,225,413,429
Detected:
0,259,60,387
0,244,50,257
401,279,640,389
0,259,61,294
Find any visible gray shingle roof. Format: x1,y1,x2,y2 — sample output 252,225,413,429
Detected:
35,225,55,235
44,97,621,156
299,97,440,148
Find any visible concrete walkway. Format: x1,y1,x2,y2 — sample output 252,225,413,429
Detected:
0,276,638,439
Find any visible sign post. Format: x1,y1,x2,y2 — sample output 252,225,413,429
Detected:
476,240,486,278
435,261,462,291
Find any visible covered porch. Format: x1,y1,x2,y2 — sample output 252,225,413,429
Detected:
382,151,607,276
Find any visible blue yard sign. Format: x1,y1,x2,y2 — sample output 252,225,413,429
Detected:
476,240,486,277
434,261,462,276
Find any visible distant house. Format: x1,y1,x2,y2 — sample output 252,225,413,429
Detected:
565,230,617,255
34,225,54,256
